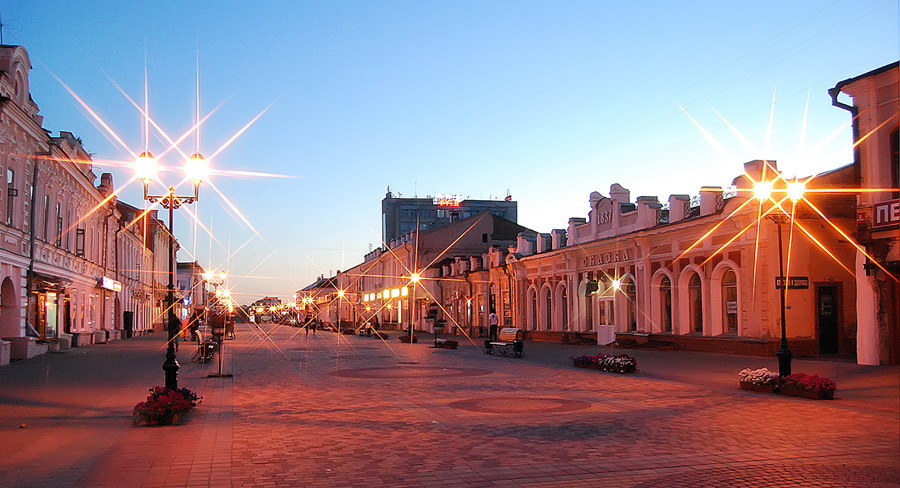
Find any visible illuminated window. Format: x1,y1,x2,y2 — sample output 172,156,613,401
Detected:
390,288,400,298
382,290,390,300
401,287,408,296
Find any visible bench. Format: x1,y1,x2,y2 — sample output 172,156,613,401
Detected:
483,327,523,358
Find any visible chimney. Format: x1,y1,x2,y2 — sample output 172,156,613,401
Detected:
669,195,691,222
537,233,552,253
516,232,535,256
745,159,776,181
551,229,567,250
700,187,721,216
636,196,661,227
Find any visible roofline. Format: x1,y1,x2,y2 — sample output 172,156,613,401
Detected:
832,61,899,93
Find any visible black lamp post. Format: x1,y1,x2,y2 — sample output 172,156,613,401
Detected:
137,151,205,391
756,174,805,379
408,273,420,342
768,213,793,377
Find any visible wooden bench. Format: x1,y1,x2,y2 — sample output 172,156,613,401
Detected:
483,327,524,358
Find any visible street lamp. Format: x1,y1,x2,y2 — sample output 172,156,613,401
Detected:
337,289,345,334
138,151,206,391
755,177,805,378
408,273,420,342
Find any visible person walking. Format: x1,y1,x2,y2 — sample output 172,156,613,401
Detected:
489,311,499,341
168,313,181,352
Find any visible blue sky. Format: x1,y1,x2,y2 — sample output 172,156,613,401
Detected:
4,1,898,303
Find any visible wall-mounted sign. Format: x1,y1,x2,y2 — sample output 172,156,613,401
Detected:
872,199,899,229
98,277,122,292
775,276,809,289
582,248,633,267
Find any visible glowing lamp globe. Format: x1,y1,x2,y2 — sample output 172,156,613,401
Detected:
134,151,158,182
185,153,208,183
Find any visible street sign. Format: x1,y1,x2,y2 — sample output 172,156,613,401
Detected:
775,276,809,289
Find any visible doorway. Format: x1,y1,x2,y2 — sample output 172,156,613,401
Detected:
817,285,839,354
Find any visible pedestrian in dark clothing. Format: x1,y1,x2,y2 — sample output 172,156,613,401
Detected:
168,313,181,351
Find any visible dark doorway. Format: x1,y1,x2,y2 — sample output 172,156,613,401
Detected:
817,285,839,354
123,311,134,338
64,299,71,334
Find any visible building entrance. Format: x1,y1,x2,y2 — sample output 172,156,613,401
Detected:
817,285,839,354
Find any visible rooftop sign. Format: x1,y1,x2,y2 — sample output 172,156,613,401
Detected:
434,194,462,207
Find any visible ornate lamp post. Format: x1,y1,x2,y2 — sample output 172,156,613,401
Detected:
407,272,420,342
336,289,345,334
755,177,805,378
767,212,793,377
137,151,206,390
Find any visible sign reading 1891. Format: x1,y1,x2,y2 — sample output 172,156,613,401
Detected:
775,276,809,289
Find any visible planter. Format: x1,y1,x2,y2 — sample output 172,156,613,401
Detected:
573,355,638,374
158,413,182,426
398,335,418,343
779,385,835,400
739,381,775,393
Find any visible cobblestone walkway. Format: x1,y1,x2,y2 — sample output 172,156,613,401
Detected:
228,325,900,487
0,324,896,487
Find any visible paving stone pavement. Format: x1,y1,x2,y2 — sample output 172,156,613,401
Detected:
0,323,897,487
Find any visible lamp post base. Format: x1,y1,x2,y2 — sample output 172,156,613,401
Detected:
163,359,180,390
776,346,793,378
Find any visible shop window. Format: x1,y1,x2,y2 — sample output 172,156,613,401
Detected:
689,273,703,333
722,269,738,334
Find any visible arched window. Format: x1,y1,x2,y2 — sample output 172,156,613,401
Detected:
623,277,637,331
722,269,738,334
529,288,538,330
659,275,672,333
689,273,703,334
544,287,552,330
561,287,568,330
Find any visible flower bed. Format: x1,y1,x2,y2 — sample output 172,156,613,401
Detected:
736,369,836,400
738,367,778,393
572,353,638,373
435,339,458,349
373,332,389,339
398,335,418,343
779,373,836,400
133,386,202,426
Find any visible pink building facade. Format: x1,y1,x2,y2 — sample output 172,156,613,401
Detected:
0,45,159,364
831,62,900,365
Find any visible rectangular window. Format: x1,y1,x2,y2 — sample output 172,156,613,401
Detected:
6,168,14,226
75,228,85,256
56,203,63,247
43,195,50,241
66,212,72,251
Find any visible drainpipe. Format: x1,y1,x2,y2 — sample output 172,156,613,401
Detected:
26,154,41,336
828,83,861,184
